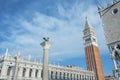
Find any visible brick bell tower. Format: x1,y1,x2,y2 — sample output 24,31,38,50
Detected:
83,17,104,80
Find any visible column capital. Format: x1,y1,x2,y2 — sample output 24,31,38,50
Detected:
40,37,52,49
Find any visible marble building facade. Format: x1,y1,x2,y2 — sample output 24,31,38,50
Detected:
0,50,94,80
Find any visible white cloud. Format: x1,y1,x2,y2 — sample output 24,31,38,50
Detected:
0,2,108,63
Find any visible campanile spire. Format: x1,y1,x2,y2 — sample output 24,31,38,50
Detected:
83,17,104,80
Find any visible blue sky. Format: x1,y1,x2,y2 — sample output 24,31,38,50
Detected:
0,0,114,76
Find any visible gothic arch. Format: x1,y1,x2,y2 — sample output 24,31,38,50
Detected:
29,69,32,77
35,69,38,78
22,68,26,77
55,72,57,79
51,71,53,79
7,66,12,76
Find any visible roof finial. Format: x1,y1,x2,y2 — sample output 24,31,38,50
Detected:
17,51,21,56
28,54,31,61
5,48,9,56
84,16,90,30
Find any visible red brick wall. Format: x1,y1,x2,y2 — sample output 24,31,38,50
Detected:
85,45,104,80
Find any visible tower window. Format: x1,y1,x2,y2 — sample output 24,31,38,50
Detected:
112,8,118,14
93,38,96,42
85,38,91,42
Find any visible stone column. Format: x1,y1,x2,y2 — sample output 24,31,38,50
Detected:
25,68,29,78
41,38,51,80
68,73,70,80
65,72,67,80
10,67,14,79
77,74,79,80
32,69,35,78
1,64,7,78
17,67,23,78
81,75,83,80
61,72,63,80
38,70,41,78
72,74,74,80
53,71,55,79
88,75,90,80
75,74,77,80
13,53,21,80
48,70,51,80
57,72,59,80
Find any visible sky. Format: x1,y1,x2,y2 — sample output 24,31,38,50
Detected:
0,0,115,76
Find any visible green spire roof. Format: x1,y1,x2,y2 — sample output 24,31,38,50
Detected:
84,17,91,30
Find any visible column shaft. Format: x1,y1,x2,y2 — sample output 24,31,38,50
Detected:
43,49,48,80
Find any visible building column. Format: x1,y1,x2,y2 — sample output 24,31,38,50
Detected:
77,74,80,80
72,73,74,80
86,75,88,80
41,38,51,80
53,71,56,79
48,70,51,80
10,66,14,79
88,76,91,80
1,64,7,78
90,76,92,80
68,73,71,80
17,67,23,78
75,74,77,80
87,75,89,80
61,72,63,80
84,75,86,80
38,70,41,78
81,75,84,80
64,72,66,80
79,75,81,80
32,69,35,78
13,53,22,80
57,72,59,80
25,68,29,78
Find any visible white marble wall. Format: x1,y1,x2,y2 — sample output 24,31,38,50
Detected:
0,55,95,80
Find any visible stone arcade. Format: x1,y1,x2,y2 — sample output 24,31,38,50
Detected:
0,49,94,80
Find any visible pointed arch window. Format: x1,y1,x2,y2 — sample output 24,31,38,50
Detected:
7,66,12,76
55,72,57,79
74,74,75,80
29,69,32,77
51,71,53,79
60,72,62,79
77,74,78,80
67,73,69,80
35,69,38,78
63,73,65,80
71,74,72,80
41,69,43,78
0,69,1,76
22,68,26,77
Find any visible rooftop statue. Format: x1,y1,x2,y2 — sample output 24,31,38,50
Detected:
43,37,49,41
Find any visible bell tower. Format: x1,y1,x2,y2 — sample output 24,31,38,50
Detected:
83,17,104,80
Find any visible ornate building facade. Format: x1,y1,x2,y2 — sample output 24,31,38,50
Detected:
98,0,120,79
0,49,95,80
83,18,104,80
